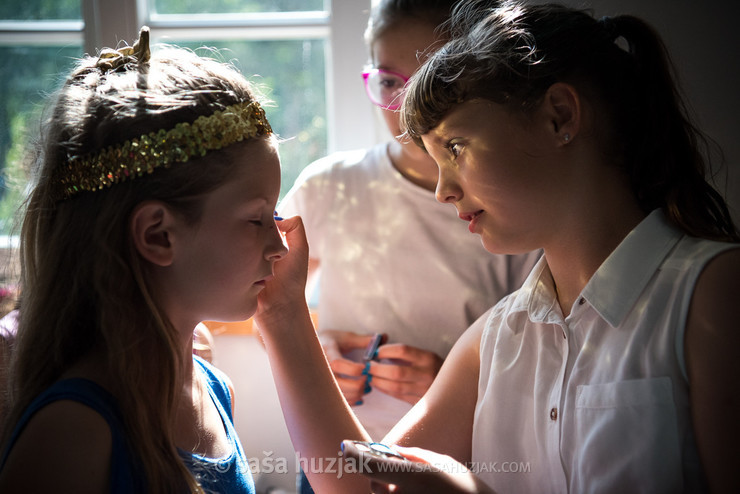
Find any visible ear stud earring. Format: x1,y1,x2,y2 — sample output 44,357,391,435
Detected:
563,133,570,143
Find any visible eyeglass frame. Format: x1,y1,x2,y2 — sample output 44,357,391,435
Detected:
361,68,411,111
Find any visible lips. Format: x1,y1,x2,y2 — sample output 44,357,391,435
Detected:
458,210,482,221
458,210,484,233
254,273,274,286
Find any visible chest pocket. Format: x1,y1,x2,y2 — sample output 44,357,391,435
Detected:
571,377,682,493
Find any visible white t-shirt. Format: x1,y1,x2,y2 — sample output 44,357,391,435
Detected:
279,143,540,439
473,210,737,493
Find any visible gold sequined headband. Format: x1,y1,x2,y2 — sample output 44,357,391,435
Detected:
56,101,272,200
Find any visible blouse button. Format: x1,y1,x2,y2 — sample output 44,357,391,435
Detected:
550,407,558,421
578,297,585,305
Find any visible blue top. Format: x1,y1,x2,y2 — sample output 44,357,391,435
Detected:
183,356,255,493
0,356,255,493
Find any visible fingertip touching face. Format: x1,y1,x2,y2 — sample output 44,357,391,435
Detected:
170,137,287,327
422,99,560,255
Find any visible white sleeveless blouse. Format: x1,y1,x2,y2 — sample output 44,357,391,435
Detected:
472,210,737,493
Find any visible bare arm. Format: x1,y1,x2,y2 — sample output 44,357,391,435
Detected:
685,247,740,493
383,309,485,463
255,216,371,493
0,401,112,493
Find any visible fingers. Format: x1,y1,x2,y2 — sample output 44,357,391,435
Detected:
335,374,367,404
319,329,380,355
340,441,494,494
339,441,437,494
275,214,307,248
329,358,371,404
365,345,444,404
329,357,366,378
375,344,443,369
369,362,435,387
260,215,309,300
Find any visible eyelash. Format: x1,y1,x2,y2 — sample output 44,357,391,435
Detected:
445,140,462,158
249,209,281,227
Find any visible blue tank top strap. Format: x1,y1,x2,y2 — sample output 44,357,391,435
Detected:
184,355,256,493
194,355,234,421
0,378,144,492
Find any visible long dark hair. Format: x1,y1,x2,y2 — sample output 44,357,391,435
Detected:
402,0,738,242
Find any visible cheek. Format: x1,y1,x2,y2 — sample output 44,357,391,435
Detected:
381,109,402,137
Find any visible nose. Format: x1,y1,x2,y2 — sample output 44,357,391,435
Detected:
265,226,289,261
435,164,462,204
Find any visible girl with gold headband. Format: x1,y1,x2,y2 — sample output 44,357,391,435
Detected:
0,27,285,493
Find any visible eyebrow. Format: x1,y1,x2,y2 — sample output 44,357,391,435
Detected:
423,126,450,147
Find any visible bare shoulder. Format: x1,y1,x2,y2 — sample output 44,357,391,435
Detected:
686,247,740,344
434,307,489,384
0,399,112,492
685,247,740,492
686,247,740,373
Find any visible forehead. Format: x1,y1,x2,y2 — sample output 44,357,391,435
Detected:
219,138,281,196
372,19,441,71
422,100,498,144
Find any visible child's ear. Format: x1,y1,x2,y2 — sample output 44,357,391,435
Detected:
544,82,581,145
130,201,176,267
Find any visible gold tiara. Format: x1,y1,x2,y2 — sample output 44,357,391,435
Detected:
56,100,272,200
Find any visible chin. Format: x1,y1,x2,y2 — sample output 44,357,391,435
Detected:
480,233,510,256
218,298,258,324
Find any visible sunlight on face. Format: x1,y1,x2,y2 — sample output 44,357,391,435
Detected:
421,99,557,255
169,138,288,328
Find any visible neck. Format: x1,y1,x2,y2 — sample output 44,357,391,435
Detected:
387,139,438,191
542,169,646,317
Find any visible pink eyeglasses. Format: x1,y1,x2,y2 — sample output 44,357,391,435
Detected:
362,68,410,110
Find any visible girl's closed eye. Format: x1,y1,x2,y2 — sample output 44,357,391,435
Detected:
248,212,271,226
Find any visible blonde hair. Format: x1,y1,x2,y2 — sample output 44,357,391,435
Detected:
3,41,268,492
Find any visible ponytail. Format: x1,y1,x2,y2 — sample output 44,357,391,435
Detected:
604,14,739,241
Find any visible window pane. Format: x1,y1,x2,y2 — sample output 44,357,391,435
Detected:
164,39,327,198
153,0,326,15
0,0,81,20
0,44,82,235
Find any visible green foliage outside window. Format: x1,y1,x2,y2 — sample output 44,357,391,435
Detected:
152,0,325,15
0,45,82,235
0,0,80,20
